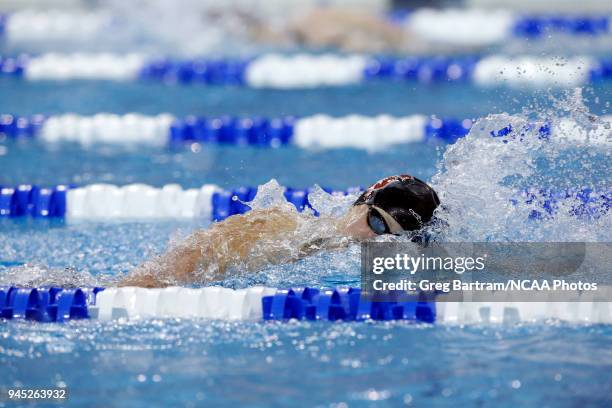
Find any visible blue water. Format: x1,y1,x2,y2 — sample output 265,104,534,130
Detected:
0,141,441,190
1,67,611,407
1,320,611,408
0,78,610,118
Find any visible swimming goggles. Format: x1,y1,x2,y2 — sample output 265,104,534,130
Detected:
366,205,404,235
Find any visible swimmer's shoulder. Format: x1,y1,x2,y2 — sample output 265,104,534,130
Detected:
204,206,298,237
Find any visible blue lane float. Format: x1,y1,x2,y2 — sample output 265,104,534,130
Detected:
513,15,610,37
261,287,436,322
0,287,94,322
168,115,296,146
0,185,68,217
519,188,611,221
138,58,249,85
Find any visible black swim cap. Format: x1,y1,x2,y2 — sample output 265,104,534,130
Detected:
353,175,440,232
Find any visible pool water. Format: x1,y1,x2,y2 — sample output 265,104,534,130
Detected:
0,141,441,190
1,71,611,406
1,78,611,118
2,320,611,408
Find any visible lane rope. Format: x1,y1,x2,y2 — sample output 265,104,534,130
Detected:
0,53,610,88
0,183,608,220
2,113,609,148
1,10,610,51
1,286,610,324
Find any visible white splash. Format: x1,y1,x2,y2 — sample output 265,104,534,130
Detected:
0,264,105,288
245,179,295,213
307,185,360,218
430,89,611,242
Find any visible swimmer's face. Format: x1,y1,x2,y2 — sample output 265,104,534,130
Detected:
340,205,378,240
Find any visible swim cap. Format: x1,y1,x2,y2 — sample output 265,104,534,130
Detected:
353,175,440,232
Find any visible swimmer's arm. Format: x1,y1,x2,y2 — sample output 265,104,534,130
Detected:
119,208,299,288
118,269,169,288
119,233,206,288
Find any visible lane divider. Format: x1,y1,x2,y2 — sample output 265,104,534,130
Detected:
401,10,610,47
1,10,610,52
1,286,610,324
0,113,466,147
0,53,610,88
0,286,436,323
0,183,352,220
2,113,609,148
0,183,608,221
513,15,611,37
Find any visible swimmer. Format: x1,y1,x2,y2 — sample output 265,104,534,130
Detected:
250,6,466,54
119,175,440,288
